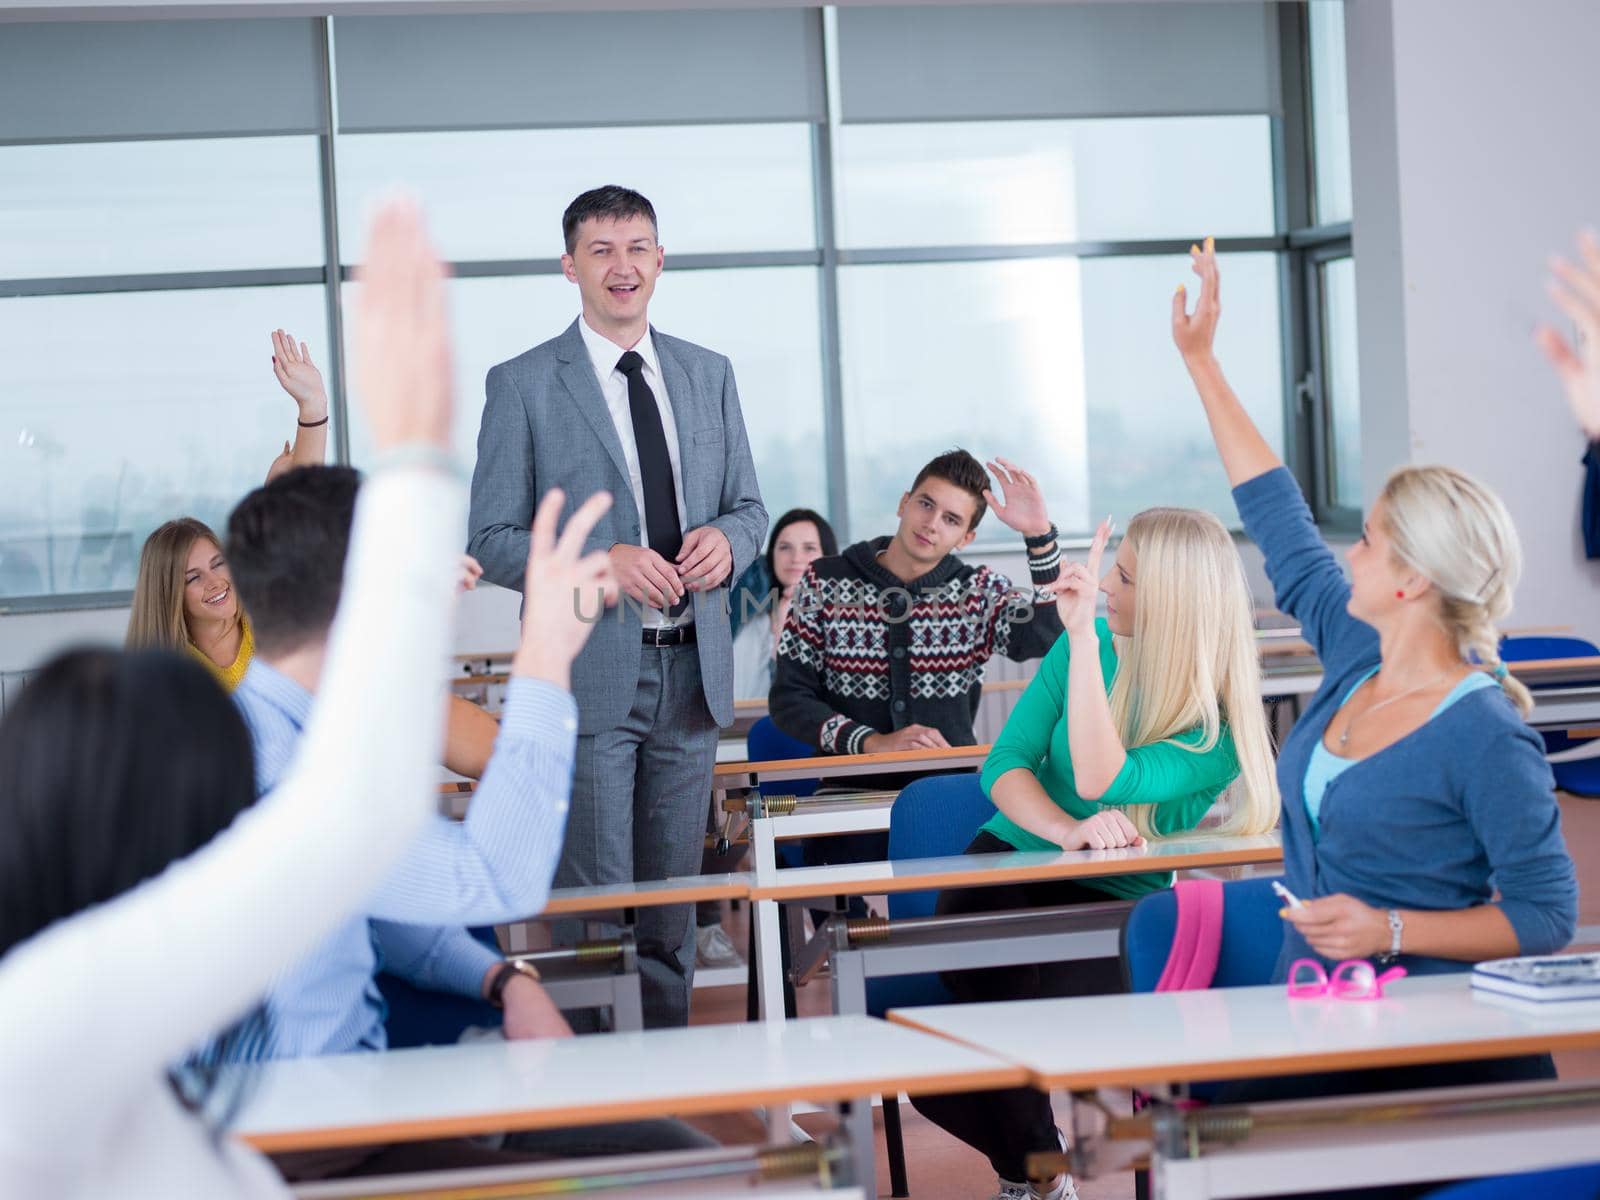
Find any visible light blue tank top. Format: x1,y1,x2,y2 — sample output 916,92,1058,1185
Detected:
1303,669,1499,838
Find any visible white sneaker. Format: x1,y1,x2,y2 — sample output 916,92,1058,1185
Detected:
991,1129,1078,1200
695,923,744,969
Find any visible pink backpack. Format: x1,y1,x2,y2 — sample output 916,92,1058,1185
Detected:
1153,878,1224,992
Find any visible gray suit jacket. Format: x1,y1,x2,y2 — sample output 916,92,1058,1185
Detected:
468,319,767,733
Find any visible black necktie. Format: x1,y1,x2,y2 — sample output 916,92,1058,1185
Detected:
616,350,687,616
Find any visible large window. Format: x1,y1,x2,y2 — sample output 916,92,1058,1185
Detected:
0,4,1353,610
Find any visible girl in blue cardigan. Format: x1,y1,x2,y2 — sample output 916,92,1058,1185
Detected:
1177,241,1576,1113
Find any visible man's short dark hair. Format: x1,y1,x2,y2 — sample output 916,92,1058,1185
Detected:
226,466,362,658
910,449,990,531
562,186,658,255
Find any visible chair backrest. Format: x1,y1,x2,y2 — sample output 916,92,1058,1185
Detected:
885,774,995,920
866,772,993,1017
1499,635,1600,665
1122,875,1284,993
746,716,820,798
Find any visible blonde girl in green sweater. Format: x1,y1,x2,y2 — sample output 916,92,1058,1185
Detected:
911,506,1279,1200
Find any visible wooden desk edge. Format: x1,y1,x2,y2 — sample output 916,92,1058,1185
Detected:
747,844,1284,901
237,1064,1028,1153
883,1017,1600,1093
713,743,992,781
538,880,752,915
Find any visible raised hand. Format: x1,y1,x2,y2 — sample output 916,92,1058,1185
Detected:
270,329,329,422
983,458,1052,538
1049,517,1112,638
1536,228,1600,440
352,198,453,452
1172,235,1220,363
514,488,619,688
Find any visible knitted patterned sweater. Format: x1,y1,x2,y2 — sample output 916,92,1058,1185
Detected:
770,536,1063,754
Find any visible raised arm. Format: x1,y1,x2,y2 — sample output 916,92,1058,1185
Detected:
0,200,462,1154
265,328,330,483
1537,227,1600,441
979,457,1066,660
1173,239,1282,486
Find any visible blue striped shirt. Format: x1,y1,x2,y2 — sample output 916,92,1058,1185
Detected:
227,659,577,1060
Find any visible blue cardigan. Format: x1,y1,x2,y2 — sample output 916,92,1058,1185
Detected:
1235,468,1577,979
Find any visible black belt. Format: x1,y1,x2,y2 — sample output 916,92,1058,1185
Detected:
642,624,696,646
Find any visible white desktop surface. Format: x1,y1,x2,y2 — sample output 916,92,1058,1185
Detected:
749,832,1283,900
233,1014,1024,1152
888,973,1600,1090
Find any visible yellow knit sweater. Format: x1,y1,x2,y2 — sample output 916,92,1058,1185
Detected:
187,617,255,692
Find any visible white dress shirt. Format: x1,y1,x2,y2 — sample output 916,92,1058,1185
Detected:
578,314,691,629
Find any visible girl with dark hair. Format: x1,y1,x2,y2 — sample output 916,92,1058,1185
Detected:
731,507,837,699
0,200,487,1198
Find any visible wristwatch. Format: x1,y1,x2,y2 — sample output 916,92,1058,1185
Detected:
486,959,541,1007
1377,909,1404,963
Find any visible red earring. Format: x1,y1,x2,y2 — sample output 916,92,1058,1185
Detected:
1395,591,1406,599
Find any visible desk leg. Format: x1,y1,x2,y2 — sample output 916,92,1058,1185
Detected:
751,817,787,1023
840,1097,878,1199
831,946,867,1017
611,971,644,1032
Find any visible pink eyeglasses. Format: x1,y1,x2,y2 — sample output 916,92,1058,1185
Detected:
1287,958,1407,1001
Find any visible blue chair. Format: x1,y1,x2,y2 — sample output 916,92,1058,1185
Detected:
1422,1162,1600,1199
1500,635,1600,797
1121,875,1285,995
746,716,821,800
379,924,502,1049
864,773,996,1197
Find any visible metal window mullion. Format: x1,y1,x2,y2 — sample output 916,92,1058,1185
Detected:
0,268,323,299
316,16,351,466
816,6,849,542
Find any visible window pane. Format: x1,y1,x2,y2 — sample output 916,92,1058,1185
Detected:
1081,253,1284,523
0,137,324,280
1308,1,1353,225
836,117,1275,249
0,286,330,600
839,253,1283,540
1322,256,1361,509
337,126,817,262
345,267,826,530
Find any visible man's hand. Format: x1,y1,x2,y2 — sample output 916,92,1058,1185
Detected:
499,974,573,1041
514,489,619,688
863,724,951,754
352,199,453,452
1282,893,1389,961
271,328,330,422
676,526,733,591
1046,517,1111,639
610,544,686,608
457,553,483,593
1538,228,1600,440
983,458,1052,539
1056,809,1145,852
1172,236,1220,366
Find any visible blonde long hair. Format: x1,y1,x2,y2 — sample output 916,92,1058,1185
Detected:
127,517,220,652
1379,466,1531,716
1105,508,1280,839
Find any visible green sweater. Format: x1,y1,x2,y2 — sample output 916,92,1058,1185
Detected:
978,619,1241,899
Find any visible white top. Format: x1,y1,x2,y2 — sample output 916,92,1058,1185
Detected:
889,973,1600,1090
577,314,689,629
0,466,464,1199
731,616,776,700
233,1014,1024,1152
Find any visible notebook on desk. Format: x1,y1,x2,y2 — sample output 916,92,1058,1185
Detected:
1472,953,1600,1002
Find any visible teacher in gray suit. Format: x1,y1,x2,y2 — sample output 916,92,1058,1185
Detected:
468,186,766,1029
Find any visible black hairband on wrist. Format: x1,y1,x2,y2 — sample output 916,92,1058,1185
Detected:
297,415,330,428
1023,524,1058,550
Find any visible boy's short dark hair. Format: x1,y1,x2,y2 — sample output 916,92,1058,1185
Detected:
910,449,990,530
562,186,658,255
226,466,362,658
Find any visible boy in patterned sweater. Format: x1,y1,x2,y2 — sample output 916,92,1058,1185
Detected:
771,450,1065,756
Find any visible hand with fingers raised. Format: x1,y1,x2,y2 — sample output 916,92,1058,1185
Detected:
982,457,1053,539
1172,235,1221,364
271,328,329,425
1049,517,1112,640
513,488,620,690
1537,228,1600,441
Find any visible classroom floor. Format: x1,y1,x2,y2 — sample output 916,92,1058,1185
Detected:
681,792,1600,1200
